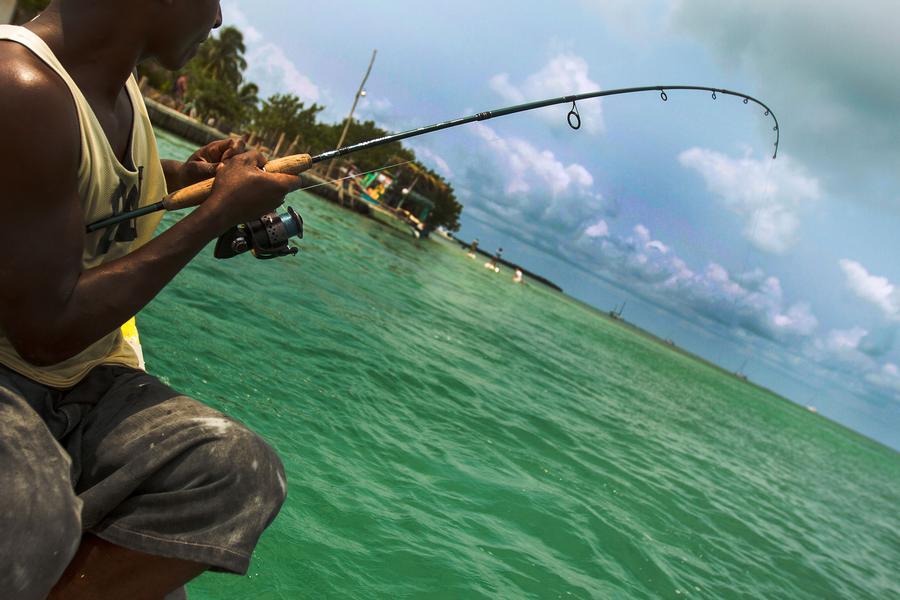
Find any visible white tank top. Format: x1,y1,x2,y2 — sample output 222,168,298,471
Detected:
0,25,168,388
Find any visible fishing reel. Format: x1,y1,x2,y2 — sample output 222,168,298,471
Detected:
214,207,304,260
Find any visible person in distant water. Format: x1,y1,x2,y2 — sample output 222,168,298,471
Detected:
513,268,524,284
0,2,301,598
174,72,189,111
467,237,479,258
485,247,503,272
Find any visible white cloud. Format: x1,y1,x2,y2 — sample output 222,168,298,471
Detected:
490,54,605,134
247,43,321,102
839,259,900,320
411,145,453,178
565,222,819,341
459,124,610,243
802,327,900,400
679,148,821,254
221,1,263,43
866,363,900,396
671,0,900,200
584,219,609,238
472,124,594,198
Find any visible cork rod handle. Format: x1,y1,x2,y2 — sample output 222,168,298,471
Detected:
162,153,314,211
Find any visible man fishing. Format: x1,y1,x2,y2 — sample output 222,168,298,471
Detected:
0,1,300,598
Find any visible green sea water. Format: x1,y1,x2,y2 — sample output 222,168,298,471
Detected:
145,130,899,599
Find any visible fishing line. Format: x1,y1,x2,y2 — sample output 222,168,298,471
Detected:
728,147,778,360
274,160,414,214
296,160,414,194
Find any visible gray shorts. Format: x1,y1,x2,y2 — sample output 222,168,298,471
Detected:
0,363,287,599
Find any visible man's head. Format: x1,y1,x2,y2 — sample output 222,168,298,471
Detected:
142,0,223,69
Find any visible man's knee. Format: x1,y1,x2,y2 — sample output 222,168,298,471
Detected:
188,417,288,527
219,424,287,515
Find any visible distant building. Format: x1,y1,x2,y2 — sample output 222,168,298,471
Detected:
1,0,16,24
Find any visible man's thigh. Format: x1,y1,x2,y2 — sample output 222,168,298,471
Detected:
71,368,287,574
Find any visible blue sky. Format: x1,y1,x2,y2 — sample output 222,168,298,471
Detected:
222,0,900,449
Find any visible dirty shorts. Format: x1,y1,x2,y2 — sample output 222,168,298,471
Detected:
0,363,288,600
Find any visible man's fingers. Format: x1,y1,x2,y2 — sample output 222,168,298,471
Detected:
268,172,303,193
220,138,247,161
191,162,218,178
225,149,265,168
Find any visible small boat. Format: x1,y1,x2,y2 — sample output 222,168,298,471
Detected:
344,168,434,238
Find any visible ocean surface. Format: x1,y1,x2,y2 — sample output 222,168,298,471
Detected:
145,130,899,599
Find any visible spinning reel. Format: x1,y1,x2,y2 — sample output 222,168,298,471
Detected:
214,207,304,260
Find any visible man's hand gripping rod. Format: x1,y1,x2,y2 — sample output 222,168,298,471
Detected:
87,154,314,260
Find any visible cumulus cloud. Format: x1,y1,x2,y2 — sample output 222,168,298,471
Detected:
472,124,594,197
459,124,611,245
839,259,900,320
679,148,821,254
490,54,605,134
671,0,900,199
584,219,609,238
246,43,321,102
410,145,453,178
567,222,818,341
221,1,263,43
802,327,900,399
865,364,900,396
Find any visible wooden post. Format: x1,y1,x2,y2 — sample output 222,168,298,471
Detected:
325,49,377,180
285,134,301,157
272,132,287,157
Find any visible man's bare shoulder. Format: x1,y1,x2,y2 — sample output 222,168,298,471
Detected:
0,40,79,181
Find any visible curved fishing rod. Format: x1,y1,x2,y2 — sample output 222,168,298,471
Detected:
87,85,779,244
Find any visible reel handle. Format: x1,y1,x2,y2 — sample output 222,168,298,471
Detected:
161,153,314,211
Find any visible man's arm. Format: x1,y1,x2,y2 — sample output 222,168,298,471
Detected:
0,59,299,366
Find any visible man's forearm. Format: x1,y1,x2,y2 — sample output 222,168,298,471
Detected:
25,201,227,365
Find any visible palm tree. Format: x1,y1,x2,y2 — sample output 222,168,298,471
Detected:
237,83,260,121
197,26,247,89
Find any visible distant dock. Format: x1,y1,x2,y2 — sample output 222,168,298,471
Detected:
144,97,228,146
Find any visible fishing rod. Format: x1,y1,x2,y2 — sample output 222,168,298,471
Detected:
87,85,779,259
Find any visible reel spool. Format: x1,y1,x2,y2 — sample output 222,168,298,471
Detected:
214,207,304,260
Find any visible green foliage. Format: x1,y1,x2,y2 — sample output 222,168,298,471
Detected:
136,60,174,94
178,27,253,129
254,94,323,148
317,119,416,173
193,26,247,89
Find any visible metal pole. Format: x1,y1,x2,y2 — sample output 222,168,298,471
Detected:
325,49,377,180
